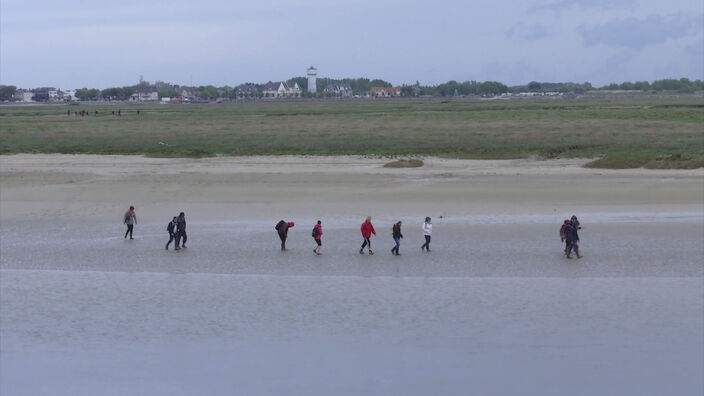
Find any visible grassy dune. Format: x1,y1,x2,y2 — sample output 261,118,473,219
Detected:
1,98,702,168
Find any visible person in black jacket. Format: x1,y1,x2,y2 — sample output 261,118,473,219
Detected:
166,216,178,250
566,216,582,259
391,221,403,256
275,220,294,251
175,212,187,250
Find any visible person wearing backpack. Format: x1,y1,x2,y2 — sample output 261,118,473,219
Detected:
312,220,323,255
276,220,294,251
391,221,403,256
559,219,570,256
421,217,432,252
123,206,137,240
166,216,178,250
359,216,376,255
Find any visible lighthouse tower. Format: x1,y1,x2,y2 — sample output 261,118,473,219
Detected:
307,66,317,93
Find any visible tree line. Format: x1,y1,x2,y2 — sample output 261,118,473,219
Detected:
1,77,702,102
598,78,703,93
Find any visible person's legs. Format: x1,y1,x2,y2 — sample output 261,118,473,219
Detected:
314,239,321,254
166,233,174,249
175,233,181,249
392,237,400,255
181,232,187,247
422,235,431,251
127,224,134,239
279,234,286,250
124,225,129,239
361,238,372,254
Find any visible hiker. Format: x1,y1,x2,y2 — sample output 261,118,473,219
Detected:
175,212,187,250
391,221,403,256
565,215,582,259
559,219,571,255
421,217,432,252
359,216,376,255
166,216,178,250
275,220,294,251
312,220,323,255
123,206,137,239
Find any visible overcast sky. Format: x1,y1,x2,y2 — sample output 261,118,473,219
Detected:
1,0,702,89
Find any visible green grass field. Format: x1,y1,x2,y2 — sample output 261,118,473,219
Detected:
1,97,702,168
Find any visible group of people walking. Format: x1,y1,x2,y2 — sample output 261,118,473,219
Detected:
273,216,433,256
124,207,187,250
123,206,582,259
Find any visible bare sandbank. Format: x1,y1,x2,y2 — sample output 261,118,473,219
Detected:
1,154,702,223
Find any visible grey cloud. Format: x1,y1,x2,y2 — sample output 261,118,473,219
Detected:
578,13,703,49
532,0,634,11
506,24,550,40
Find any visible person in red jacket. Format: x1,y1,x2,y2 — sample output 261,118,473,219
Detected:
312,220,323,255
359,216,376,255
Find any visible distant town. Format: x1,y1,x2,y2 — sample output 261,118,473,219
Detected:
0,66,701,103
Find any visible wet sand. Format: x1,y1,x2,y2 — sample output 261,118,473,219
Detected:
1,154,702,395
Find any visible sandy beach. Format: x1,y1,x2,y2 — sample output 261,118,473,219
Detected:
2,154,702,222
1,154,702,395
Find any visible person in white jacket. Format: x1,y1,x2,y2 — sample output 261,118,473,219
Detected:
421,217,432,252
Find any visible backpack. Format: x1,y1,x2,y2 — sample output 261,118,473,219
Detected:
312,226,319,238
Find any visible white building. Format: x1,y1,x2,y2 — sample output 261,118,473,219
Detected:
130,86,159,101
14,89,34,102
262,81,301,98
63,90,77,101
307,66,317,93
324,83,353,97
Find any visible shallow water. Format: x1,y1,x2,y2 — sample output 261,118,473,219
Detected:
1,219,703,395
1,220,701,277
2,271,702,396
